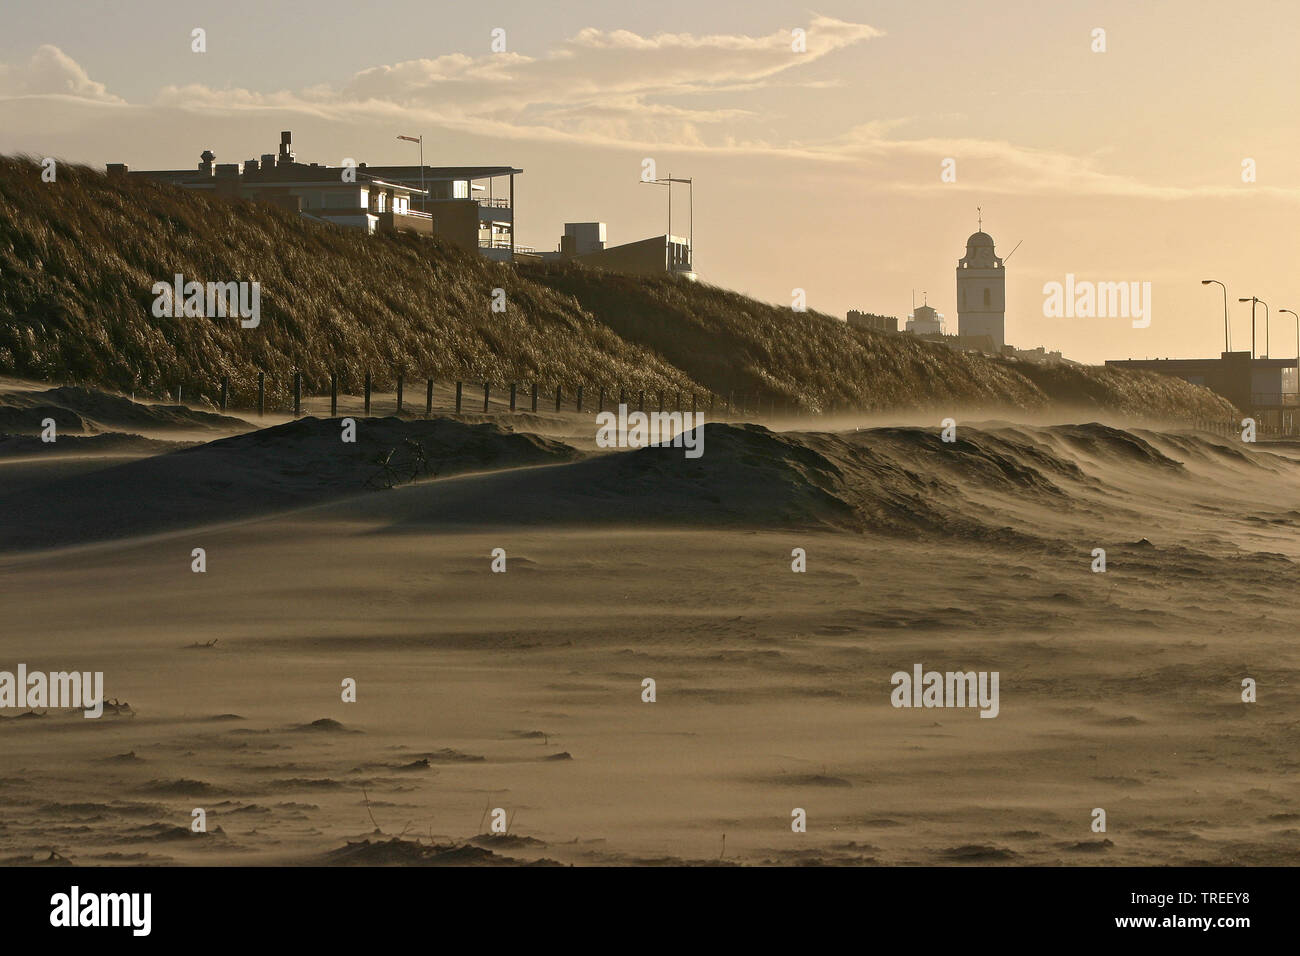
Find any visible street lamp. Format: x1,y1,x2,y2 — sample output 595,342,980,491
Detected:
1281,305,1299,380
1238,296,1268,359
397,134,425,213
641,175,693,273
1201,279,1229,353
1281,309,1299,358
1282,309,1299,433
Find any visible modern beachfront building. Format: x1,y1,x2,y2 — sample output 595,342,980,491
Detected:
107,132,523,261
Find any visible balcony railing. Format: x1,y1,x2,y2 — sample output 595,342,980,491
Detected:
478,239,535,253
475,197,511,208
1251,392,1298,406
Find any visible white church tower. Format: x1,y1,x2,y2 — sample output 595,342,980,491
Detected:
955,209,1005,350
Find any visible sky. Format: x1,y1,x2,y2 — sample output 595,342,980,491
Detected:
1,0,1297,364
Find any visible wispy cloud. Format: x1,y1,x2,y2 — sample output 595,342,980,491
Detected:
2,25,1295,205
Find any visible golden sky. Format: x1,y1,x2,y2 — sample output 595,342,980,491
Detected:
2,0,1296,363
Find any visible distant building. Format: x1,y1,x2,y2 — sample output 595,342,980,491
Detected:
537,221,694,279
905,302,944,335
846,310,897,333
107,131,523,261
1005,345,1068,365
956,228,1006,350
1105,352,1297,422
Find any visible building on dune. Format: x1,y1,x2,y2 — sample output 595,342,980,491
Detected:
107,131,524,262
531,221,695,279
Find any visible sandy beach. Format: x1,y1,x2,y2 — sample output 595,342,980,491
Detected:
2,381,1296,866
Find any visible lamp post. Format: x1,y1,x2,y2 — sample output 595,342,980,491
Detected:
1281,308,1299,361
1238,296,1268,359
397,134,424,213
1281,309,1298,424
641,175,693,273
1201,279,1229,353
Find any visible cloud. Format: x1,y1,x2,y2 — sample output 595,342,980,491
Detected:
2,29,1295,206
0,44,122,103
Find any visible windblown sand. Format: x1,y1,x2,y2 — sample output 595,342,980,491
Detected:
1,385,1297,866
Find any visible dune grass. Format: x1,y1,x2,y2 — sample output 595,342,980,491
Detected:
0,156,1237,421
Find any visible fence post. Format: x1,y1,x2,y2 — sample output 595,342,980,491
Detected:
531,383,538,413
483,382,490,413
364,371,371,416
257,372,265,418
455,381,462,413
330,373,338,417
555,386,562,413
396,374,404,414
426,378,433,418
510,383,517,411
293,372,302,417
220,375,229,412
576,385,584,412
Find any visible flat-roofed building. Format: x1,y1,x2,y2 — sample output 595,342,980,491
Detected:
108,132,523,260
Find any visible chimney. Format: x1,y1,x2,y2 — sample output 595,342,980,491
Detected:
198,149,216,176
278,130,295,166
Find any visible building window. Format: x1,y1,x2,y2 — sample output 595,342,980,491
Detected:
453,180,469,199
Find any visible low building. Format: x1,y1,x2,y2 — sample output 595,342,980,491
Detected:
107,132,523,261
846,310,897,333
1005,345,1068,365
1105,351,1298,422
538,222,695,278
